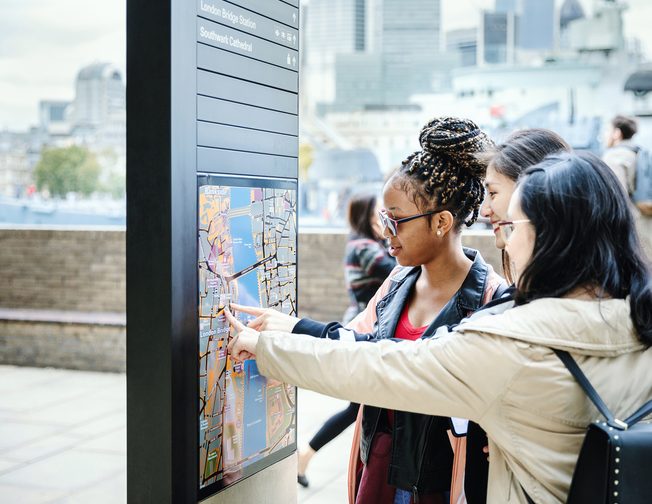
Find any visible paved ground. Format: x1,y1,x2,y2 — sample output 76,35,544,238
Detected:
0,365,353,503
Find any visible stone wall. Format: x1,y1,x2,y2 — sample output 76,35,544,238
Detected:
296,230,502,322
0,227,126,371
297,231,349,322
0,317,126,372
0,228,500,371
0,227,125,312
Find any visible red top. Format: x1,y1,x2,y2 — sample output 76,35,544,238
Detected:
357,305,439,504
396,303,429,341
386,305,428,428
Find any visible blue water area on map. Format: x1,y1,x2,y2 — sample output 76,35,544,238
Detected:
229,187,261,307
230,213,260,307
230,187,252,209
230,215,257,272
242,360,267,459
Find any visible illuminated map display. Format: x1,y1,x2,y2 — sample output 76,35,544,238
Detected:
198,176,297,493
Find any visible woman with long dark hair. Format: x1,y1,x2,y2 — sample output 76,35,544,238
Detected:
229,152,652,503
455,129,572,503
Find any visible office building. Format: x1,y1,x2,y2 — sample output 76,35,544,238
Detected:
518,0,554,51
305,0,442,112
447,28,478,68
72,63,125,129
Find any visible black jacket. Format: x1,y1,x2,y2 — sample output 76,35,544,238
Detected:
452,286,515,503
293,249,508,497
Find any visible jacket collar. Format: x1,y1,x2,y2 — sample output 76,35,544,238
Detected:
377,248,492,338
457,248,490,313
457,297,646,356
388,248,489,310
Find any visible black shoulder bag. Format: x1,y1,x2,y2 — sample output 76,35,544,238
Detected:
555,350,652,504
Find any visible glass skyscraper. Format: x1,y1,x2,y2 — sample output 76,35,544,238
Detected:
304,0,442,112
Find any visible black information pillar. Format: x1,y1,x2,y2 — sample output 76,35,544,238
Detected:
127,0,299,502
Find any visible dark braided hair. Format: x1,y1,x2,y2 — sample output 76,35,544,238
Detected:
393,117,494,228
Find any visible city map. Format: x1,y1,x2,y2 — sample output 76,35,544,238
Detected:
198,181,297,490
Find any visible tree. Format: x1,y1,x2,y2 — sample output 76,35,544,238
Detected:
34,145,101,198
299,143,314,181
103,170,126,199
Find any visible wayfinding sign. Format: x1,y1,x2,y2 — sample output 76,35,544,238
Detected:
128,0,299,502
196,0,299,178
198,177,297,494
196,0,299,498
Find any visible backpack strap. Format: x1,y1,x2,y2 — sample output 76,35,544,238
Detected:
625,398,652,426
553,350,627,429
554,350,652,429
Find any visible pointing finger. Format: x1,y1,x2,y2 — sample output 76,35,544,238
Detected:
230,303,266,316
247,314,266,330
227,333,236,353
224,308,246,332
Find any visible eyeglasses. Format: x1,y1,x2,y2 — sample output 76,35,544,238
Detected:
377,208,453,237
496,219,530,241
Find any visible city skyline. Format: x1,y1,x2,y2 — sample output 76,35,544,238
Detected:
1,0,651,130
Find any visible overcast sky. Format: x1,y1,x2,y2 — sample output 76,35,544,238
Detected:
1,0,651,131
0,0,125,131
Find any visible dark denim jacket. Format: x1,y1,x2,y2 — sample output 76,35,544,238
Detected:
294,248,507,497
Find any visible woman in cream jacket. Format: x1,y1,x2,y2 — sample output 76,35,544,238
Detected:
228,152,652,503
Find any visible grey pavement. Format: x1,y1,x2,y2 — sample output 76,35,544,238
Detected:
0,365,353,503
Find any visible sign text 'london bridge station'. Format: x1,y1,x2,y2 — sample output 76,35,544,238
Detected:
199,0,298,70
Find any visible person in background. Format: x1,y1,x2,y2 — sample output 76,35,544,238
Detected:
601,115,652,258
602,114,639,194
297,192,396,487
341,193,397,325
229,151,652,504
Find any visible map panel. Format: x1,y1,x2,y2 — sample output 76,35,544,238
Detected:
198,180,297,490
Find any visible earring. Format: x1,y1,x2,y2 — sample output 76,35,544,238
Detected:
436,230,442,237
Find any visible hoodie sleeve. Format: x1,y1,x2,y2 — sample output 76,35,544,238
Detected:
290,265,401,339
256,328,525,422
291,318,378,342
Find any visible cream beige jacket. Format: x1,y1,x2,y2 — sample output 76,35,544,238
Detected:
256,298,652,503
602,142,638,194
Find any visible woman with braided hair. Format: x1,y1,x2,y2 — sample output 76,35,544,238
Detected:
229,117,507,503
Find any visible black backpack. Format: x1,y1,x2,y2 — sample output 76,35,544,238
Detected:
555,350,652,504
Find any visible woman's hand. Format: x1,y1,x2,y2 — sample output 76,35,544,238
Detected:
225,308,260,362
229,303,300,332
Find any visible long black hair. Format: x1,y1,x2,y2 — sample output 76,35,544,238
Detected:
514,151,652,344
